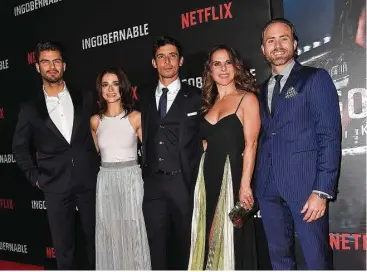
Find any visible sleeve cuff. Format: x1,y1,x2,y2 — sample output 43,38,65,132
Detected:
312,190,333,199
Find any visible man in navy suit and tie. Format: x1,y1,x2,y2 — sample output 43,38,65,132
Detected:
138,36,202,270
255,18,341,269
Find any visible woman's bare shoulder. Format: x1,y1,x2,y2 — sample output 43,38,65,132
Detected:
90,114,100,130
128,110,141,119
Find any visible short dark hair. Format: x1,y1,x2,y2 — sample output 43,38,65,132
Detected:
260,18,299,45
35,41,65,63
152,36,183,59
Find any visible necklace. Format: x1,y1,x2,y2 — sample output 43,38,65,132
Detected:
105,109,124,117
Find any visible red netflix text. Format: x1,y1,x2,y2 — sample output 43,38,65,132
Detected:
0,199,14,210
181,2,233,29
0,108,4,119
28,51,36,65
329,233,366,251
46,247,56,258
132,86,138,100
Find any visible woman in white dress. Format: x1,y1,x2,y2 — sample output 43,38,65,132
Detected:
90,66,151,270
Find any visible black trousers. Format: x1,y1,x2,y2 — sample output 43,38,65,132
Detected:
143,172,192,270
44,188,96,270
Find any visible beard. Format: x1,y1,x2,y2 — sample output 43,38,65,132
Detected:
41,69,64,84
266,48,295,66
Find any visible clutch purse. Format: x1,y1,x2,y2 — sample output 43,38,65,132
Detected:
228,200,259,228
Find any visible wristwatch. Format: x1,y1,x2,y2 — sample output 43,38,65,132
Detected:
313,192,329,200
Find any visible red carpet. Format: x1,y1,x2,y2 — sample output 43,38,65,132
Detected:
0,261,44,270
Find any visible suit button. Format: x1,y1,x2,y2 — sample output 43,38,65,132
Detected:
159,158,164,161
159,141,164,145
271,132,276,136
160,125,165,129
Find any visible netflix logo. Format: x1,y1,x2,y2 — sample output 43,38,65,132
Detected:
0,199,14,210
181,2,233,29
329,233,366,251
28,51,36,64
0,108,4,119
132,86,137,100
46,247,56,259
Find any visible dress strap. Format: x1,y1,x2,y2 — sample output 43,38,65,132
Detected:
234,93,248,114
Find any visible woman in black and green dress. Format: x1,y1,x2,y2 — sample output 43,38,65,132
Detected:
189,45,261,270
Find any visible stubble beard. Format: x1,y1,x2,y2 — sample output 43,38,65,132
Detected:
267,49,295,67
41,69,64,84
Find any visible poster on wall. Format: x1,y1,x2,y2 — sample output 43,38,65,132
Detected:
284,0,366,269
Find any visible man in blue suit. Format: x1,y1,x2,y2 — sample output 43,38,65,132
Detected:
255,18,341,269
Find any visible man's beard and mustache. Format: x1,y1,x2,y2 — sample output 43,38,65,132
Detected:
41,69,64,83
266,47,295,66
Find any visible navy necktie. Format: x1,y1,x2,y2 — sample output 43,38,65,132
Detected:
158,87,169,119
270,75,283,116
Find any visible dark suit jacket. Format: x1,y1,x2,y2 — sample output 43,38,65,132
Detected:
137,81,203,190
12,86,99,193
255,61,342,202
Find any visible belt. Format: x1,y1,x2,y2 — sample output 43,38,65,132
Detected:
156,169,182,176
101,160,138,168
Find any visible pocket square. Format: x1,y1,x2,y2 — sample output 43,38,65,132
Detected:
285,87,298,99
187,112,197,116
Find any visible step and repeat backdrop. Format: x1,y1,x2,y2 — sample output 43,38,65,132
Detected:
0,0,365,270
284,0,366,269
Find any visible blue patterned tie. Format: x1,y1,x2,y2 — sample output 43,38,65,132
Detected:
158,87,169,119
271,75,283,117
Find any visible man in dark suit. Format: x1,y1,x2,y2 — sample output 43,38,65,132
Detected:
138,36,202,270
12,42,98,270
255,19,341,269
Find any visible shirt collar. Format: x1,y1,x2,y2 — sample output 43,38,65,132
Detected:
156,77,181,96
271,59,296,78
43,82,68,100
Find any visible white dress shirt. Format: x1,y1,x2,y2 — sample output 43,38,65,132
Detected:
155,78,181,112
43,83,74,144
267,59,296,110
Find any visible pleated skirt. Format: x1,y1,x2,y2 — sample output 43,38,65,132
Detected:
96,160,151,270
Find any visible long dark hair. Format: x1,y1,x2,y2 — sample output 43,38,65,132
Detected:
202,45,257,113
96,66,134,118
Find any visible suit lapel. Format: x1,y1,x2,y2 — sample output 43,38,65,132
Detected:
261,77,271,118
69,87,83,143
273,62,302,117
176,84,190,149
35,92,69,144
142,81,189,153
170,86,186,116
